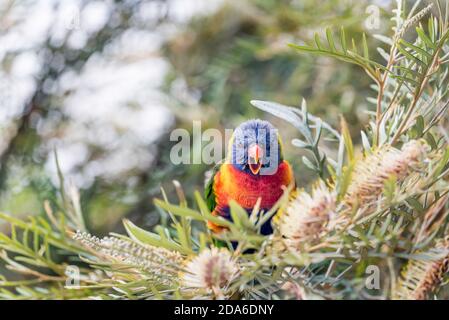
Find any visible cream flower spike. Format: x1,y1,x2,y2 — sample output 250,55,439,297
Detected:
277,180,336,249
344,139,428,211
393,237,449,300
180,247,240,299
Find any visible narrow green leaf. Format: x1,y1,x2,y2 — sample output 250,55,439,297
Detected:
406,198,424,213
340,27,347,53
425,132,437,150
250,100,313,143
383,175,397,203
229,200,252,230
351,38,358,55
302,156,317,171
123,219,189,254
340,116,354,162
337,162,354,201
399,39,432,60
362,33,369,60
314,33,323,50
361,130,371,153
314,120,323,146
416,26,437,49
373,34,393,46
326,28,337,52
291,139,309,149
154,199,203,220
397,44,427,67
415,115,425,137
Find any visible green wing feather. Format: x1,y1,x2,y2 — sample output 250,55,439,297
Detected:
204,161,223,213
205,134,233,213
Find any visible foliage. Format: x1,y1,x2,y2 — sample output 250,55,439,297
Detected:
1,0,449,300
164,0,376,190
0,0,176,236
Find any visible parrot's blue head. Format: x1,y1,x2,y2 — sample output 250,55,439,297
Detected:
228,119,283,175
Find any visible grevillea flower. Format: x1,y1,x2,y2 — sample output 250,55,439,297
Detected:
275,180,336,248
180,248,239,298
344,140,428,211
393,237,449,300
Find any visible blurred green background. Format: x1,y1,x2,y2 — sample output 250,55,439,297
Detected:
0,0,406,236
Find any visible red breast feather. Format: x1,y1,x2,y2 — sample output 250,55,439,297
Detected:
213,161,294,217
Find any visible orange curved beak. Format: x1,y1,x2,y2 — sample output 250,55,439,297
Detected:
248,144,263,175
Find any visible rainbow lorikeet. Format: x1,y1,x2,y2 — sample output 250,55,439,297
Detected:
205,119,295,235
